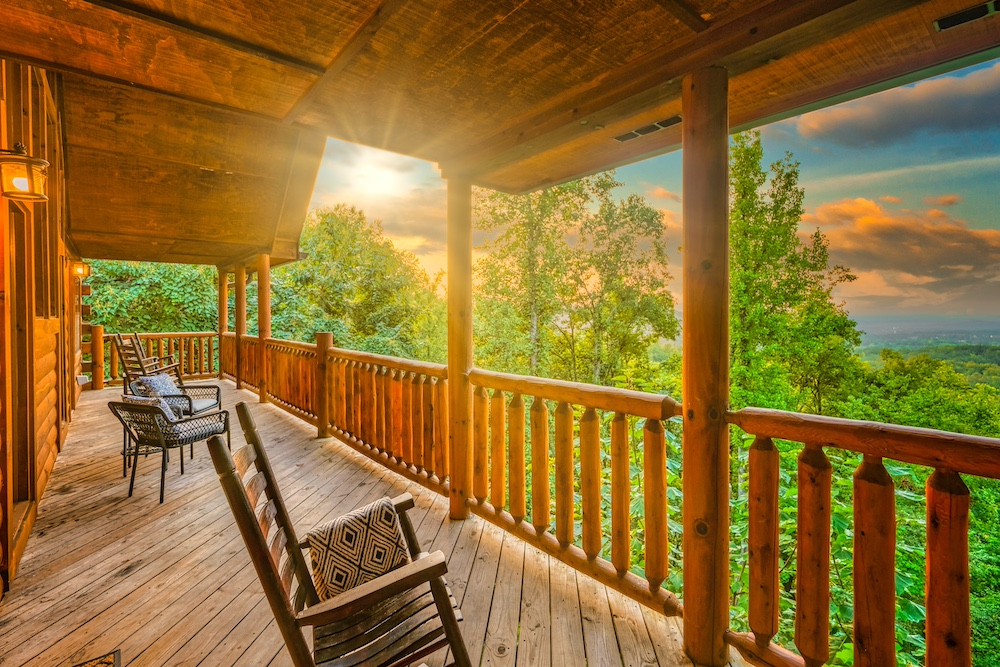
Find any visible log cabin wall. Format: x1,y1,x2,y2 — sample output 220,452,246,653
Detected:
0,57,78,596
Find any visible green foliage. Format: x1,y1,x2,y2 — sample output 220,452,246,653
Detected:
86,260,218,332
474,171,678,384
269,205,446,362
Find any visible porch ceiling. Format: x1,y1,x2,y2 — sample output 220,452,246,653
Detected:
1,0,999,262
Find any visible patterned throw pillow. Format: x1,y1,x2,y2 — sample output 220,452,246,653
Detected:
122,394,178,422
137,373,178,397
306,497,410,601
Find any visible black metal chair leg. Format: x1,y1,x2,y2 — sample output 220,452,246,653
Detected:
180,447,185,475
190,442,194,459
160,449,167,503
128,446,140,497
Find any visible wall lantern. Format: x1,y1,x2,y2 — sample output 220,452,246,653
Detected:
0,142,49,201
72,261,91,279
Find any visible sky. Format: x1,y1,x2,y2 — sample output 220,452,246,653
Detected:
310,57,1000,321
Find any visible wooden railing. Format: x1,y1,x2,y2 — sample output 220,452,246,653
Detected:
725,408,999,667
100,331,219,386
466,368,683,617
212,336,1000,665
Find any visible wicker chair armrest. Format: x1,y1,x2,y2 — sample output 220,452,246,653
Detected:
160,394,194,413
180,385,222,402
295,551,447,627
175,410,229,427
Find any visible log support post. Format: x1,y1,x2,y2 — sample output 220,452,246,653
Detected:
90,324,105,390
447,177,474,520
257,254,271,403
681,65,730,667
218,266,228,379
235,264,246,389
316,332,333,438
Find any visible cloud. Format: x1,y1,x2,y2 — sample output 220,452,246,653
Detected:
646,185,681,202
879,195,902,204
804,155,1000,192
796,62,1000,147
924,194,963,207
803,198,1000,314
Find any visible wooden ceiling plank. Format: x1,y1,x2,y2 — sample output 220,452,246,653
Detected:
651,0,710,32
78,0,326,76
441,0,911,178
283,0,410,123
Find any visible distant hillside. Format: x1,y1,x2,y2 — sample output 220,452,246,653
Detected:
856,316,1000,350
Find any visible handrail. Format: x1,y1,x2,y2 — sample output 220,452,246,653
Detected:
99,330,220,386
469,367,681,420
330,347,447,378
729,407,1000,479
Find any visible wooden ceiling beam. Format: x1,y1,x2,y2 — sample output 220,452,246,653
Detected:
79,0,326,76
440,0,912,179
283,0,409,124
651,0,710,32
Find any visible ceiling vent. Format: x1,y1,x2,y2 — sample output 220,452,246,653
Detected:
934,1,996,30
614,115,682,143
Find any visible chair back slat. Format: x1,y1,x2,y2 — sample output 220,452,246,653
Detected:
233,444,257,478
269,526,289,566
280,554,296,594
257,499,278,539
245,471,267,509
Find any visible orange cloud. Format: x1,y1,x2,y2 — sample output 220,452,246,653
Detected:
924,194,963,207
879,195,902,204
804,198,1000,314
647,185,681,202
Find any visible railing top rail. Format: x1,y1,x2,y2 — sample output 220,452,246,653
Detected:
469,367,681,421
105,331,219,338
327,347,447,378
265,338,318,355
729,407,1000,479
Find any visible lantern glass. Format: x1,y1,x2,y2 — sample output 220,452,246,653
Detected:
0,152,48,201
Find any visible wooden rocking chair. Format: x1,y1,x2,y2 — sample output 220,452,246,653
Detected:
207,401,472,667
113,333,183,390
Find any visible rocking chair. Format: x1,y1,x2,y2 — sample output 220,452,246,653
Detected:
207,401,471,667
113,333,183,390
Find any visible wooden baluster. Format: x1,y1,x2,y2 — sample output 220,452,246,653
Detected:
385,369,397,460
400,371,412,465
338,360,348,429
169,337,176,367
554,401,574,547
412,375,425,471
109,339,119,382
926,469,971,667
854,455,896,667
473,385,489,503
362,363,374,445
509,393,526,522
210,336,216,376
490,389,507,510
423,377,436,478
436,377,449,480
188,337,196,376
328,355,340,432
580,407,600,560
353,361,362,438
315,334,332,438
748,436,780,647
795,444,832,667
344,361,355,438
376,366,387,452
530,396,550,534
611,412,629,575
644,418,667,589
145,337,153,359
156,337,164,363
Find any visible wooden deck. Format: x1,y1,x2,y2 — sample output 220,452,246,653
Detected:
0,384,739,667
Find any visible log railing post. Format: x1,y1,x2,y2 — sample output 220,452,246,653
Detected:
795,444,832,667
926,469,971,666
218,266,228,379
509,393,526,522
748,437,780,647
853,455,896,667
447,177,474,519
681,65,730,667
580,407,601,560
235,264,246,389
315,332,333,438
91,325,105,390
257,254,271,403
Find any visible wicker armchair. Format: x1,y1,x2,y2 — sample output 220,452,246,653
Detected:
109,400,230,503
129,380,221,418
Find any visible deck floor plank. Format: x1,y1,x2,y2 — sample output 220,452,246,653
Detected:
0,384,726,666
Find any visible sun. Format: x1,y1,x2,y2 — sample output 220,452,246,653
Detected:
346,151,418,199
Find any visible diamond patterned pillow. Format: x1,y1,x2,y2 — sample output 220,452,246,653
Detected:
122,394,179,422
306,497,410,601
137,373,178,397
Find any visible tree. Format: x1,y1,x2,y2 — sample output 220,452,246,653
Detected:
87,260,218,333
271,205,446,362
473,173,678,383
728,130,858,414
